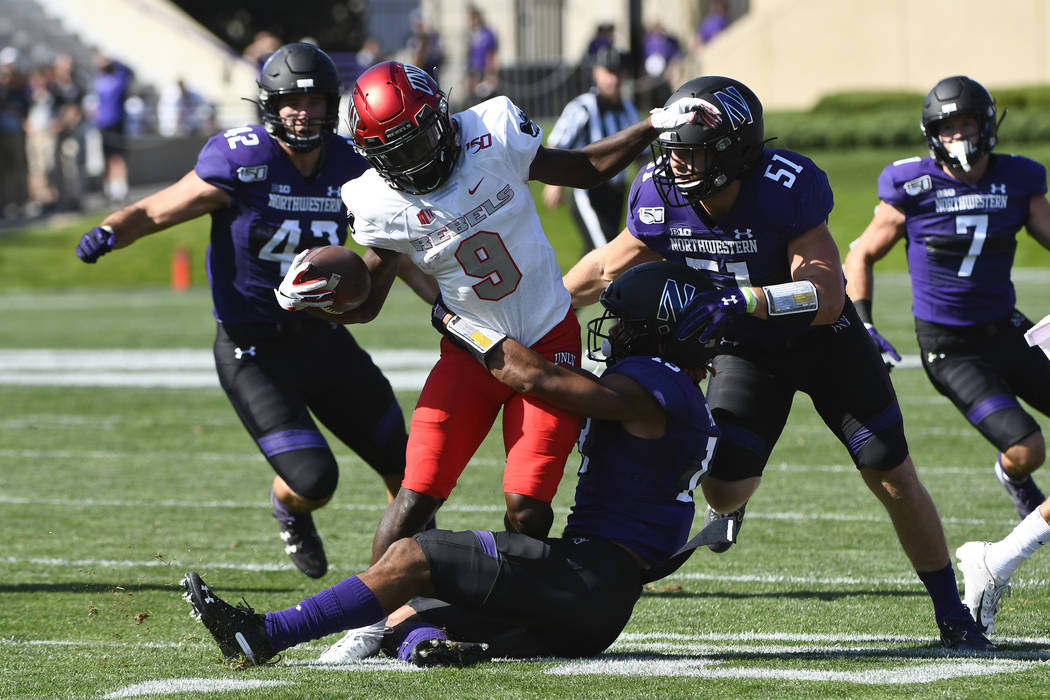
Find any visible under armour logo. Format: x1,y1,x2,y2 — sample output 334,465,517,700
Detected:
733,228,753,239
990,183,1007,194
327,186,341,197
234,345,257,360
720,295,740,307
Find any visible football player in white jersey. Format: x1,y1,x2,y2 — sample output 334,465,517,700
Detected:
277,61,704,582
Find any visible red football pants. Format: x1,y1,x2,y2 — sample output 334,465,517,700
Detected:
403,311,583,501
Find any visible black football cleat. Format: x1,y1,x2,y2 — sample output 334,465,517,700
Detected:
938,607,995,652
704,502,746,553
181,571,277,665
271,490,328,578
409,638,491,668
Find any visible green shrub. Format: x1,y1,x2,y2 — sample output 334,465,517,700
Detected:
766,84,1050,151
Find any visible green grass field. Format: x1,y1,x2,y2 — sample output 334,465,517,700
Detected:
2,144,1050,698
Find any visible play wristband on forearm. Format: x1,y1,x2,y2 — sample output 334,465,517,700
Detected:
445,315,507,366
762,280,818,326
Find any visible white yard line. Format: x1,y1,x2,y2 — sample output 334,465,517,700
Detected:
0,349,438,389
3,553,1048,588
546,657,1040,683
0,492,1023,529
102,679,291,698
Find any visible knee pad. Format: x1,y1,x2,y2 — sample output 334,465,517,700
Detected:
271,449,339,501
854,423,910,472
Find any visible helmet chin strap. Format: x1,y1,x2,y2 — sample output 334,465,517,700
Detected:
946,139,975,172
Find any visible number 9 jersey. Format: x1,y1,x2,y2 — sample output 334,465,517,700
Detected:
345,96,571,346
877,154,1046,326
194,124,369,324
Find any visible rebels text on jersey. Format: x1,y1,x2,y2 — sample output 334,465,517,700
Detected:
563,356,719,566
627,148,834,342
878,154,1046,326
345,97,571,346
194,125,368,324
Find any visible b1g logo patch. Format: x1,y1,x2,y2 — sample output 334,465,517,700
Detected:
903,174,932,196
638,207,665,224
237,165,268,183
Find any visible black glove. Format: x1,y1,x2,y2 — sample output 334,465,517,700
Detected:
431,293,453,334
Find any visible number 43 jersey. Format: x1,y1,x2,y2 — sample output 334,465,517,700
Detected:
195,125,368,324
877,154,1046,326
345,96,571,347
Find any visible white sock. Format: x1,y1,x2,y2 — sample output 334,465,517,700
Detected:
984,507,1050,580
110,178,128,201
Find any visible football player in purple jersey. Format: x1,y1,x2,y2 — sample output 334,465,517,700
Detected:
845,75,1050,523
181,262,728,667
562,76,992,651
74,44,436,579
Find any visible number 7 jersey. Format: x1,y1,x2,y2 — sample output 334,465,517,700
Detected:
345,96,571,346
878,154,1046,326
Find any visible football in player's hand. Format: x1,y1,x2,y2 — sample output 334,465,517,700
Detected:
299,245,371,314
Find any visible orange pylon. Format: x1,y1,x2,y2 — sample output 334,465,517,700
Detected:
171,246,190,292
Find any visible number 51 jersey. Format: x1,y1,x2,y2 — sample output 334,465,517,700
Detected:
195,125,368,324
877,154,1046,326
345,96,571,346
627,147,834,343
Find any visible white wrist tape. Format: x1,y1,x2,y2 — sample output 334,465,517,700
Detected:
762,280,818,316
446,315,507,365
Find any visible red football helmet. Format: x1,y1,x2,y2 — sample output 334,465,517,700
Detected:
348,61,458,195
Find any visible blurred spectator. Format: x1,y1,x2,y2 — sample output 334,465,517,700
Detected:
357,36,382,69
404,10,444,81
90,52,132,203
642,22,683,111
50,53,87,212
466,5,498,102
586,23,616,61
0,47,29,219
543,47,638,254
157,79,214,136
331,37,383,93
243,30,282,70
24,67,57,214
697,0,730,45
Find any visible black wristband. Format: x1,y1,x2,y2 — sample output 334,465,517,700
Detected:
765,309,818,328
853,298,873,326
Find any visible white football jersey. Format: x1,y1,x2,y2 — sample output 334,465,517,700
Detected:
345,97,571,346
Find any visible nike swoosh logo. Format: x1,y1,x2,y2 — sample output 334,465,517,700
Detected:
468,178,484,195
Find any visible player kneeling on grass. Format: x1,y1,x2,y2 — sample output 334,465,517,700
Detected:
183,261,731,667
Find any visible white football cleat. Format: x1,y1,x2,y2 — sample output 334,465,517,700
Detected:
316,622,387,663
956,541,1012,635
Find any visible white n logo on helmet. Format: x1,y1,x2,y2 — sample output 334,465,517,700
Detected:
403,64,434,95
713,86,753,130
657,279,697,326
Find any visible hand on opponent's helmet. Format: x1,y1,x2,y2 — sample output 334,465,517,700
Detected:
676,287,757,343
649,97,721,131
